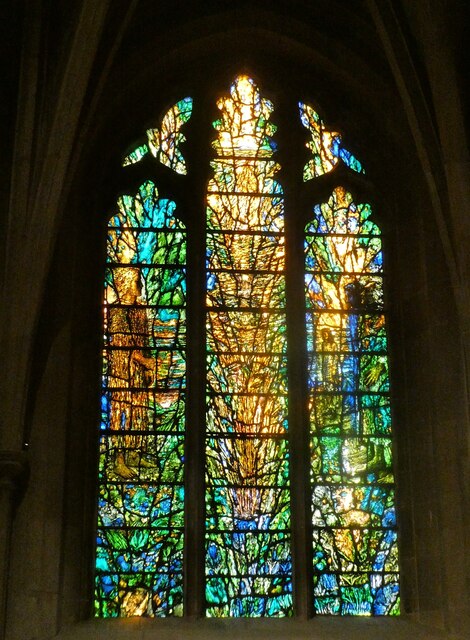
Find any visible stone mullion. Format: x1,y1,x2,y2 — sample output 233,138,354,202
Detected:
183,93,216,618
277,96,314,618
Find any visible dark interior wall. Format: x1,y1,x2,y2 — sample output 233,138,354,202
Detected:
0,1,23,285
2,2,469,639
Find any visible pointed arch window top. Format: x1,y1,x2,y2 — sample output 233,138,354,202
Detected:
307,187,380,237
97,75,399,619
212,75,277,158
110,181,184,231
299,102,364,180
120,85,365,180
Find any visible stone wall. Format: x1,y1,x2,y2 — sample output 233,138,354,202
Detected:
1,2,469,638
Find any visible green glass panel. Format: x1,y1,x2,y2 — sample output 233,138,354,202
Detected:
206,532,292,617
305,187,398,615
206,487,291,531
96,181,186,617
123,143,149,166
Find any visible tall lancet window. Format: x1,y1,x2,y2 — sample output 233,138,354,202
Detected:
205,77,291,616
96,182,187,617
94,75,399,619
305,187,398,615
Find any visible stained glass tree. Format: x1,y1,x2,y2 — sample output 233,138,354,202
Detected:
205,76,292,617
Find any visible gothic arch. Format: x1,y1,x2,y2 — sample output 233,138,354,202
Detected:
2,3,469,639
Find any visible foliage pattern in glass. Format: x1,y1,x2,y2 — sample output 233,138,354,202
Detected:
299,102,363,180
123,98,193,174
95,180,186,617
98,82,400,620
205,76,292,617
305,187,399,615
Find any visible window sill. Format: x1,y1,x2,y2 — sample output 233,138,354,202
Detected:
55,616,464,640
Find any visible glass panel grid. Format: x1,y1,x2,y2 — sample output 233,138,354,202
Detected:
95,181,186,617
102,85,400,621
305,187,399,616
205,76,292,617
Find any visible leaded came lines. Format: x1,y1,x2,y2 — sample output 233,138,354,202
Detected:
94,76,399,620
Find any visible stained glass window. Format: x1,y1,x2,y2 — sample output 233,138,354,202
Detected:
299,102,363,179
205,76,291,617
95,75,399,620
305,187,399,615
123,98,193,174
95,181,186,617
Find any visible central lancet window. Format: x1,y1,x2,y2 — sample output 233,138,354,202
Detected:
96,75,399,619
205,77,290,616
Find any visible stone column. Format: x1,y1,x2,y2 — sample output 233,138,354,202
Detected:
0,452,28,640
